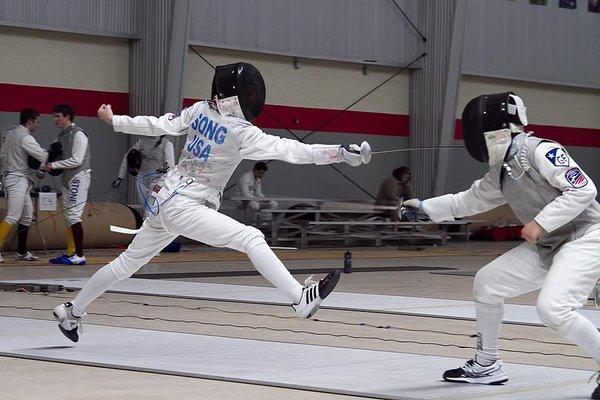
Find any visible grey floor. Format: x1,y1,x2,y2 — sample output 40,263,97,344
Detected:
1,241,598,399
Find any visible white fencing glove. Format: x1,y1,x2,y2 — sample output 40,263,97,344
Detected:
339,141,372,166
402,198,422,209
403,195,455,222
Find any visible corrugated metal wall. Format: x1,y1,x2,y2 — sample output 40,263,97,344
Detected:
409,0,464,198
189,0,420,67
462,0,600,89
0,0,137,38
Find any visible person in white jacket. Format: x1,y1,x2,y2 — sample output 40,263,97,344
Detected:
0,108,48,262
112,136,175,218
236,161,278,220
405,92,600,398
53,62,371,343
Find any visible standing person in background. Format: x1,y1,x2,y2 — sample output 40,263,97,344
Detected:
112,136,175,218
0,108,48,262
236,162,278,220
375,166,413,221
45,104,91,266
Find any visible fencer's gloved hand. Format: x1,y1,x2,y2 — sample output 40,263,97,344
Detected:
402,198,422,209
111,178,123,188
338,141,372,166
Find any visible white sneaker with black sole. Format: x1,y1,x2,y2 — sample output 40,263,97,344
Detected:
14,251,39,261
53,302,84,342
443,359,508,385
292,270,341,319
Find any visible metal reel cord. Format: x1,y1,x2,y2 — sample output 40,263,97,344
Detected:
0,290,587,360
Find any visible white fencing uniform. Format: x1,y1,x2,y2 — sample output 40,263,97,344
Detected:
422,132,600,365
51,124,91,225
117,137,175,217
0,125,48,226
71,100,359,313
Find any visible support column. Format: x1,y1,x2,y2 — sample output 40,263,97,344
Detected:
409,0,467,198
127,0,191,204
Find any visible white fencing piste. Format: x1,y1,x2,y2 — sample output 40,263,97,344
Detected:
0,316,593,400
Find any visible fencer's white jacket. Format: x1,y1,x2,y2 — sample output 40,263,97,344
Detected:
423,132,600,264
117,137,175,179
237,170,265,199
0,125,48,178
112,101,344,209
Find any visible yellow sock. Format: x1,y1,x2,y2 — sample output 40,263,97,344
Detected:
0,220,12,247
66,226,75,256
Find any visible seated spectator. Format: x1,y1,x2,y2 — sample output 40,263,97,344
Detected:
375,166,413,221
237,162,278,220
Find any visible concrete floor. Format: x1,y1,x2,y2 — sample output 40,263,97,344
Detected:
1,241,598,399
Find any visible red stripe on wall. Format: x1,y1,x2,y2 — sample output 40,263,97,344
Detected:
183,98,409,136
454,119,600,148
0,83,129,117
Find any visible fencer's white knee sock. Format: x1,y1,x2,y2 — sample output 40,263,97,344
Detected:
72,263,123,315
247,243,303,303
562,314,600,365
475,302,504,366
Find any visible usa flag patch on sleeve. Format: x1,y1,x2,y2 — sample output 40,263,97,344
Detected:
545,147,570,167
565,167,588,188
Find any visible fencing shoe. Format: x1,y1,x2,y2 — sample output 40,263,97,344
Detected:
443,359,508,385
591,372,600,399
292,270,340,319
14,251,39,261
53,302,84,342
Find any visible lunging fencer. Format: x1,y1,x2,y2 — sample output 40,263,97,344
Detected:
112,135,175,218
0,108,48,262
404,92,600,398
53,62,371,342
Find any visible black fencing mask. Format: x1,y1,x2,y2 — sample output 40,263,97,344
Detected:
127,148,143,176
211,62,266,121
461,92,528,162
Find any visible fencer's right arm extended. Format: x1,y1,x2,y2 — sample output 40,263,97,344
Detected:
409,172,506,222
239,126,370,166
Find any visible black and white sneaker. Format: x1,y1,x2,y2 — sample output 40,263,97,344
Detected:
53,302,84,342
443,359,508,385
590,372,600,399
292,270,341,319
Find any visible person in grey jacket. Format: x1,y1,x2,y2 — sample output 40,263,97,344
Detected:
0,108,48,262
112,136,175,218
236,162,278,220
406,92,600,399
44,104,91,266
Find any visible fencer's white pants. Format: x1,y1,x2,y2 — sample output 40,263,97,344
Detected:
474,225,600,365
2,174,33,226
61,170,91,225
72,195,303,314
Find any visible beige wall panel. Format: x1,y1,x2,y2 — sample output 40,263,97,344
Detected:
0,26,129,92
185,46,409,115
457,75,600,129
